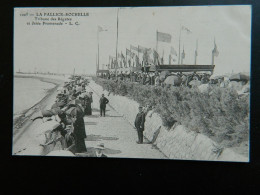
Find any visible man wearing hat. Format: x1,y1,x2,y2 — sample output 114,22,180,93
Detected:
134,106,146,144
95,143,107,157
88,92,93,115
99,94,109,117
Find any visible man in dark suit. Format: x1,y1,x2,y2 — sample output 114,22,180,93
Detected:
99,94,109,117
134,106,146,144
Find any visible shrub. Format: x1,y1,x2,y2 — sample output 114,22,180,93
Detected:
92,77,249,148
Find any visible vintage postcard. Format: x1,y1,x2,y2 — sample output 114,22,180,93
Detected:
13,6,251,161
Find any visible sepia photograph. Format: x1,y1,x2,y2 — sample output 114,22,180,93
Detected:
13,6,251,162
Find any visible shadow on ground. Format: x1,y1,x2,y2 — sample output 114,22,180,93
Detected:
92,108,110,112
85,115,99,118
103,114,123,118
84,122,97,125
86,147,121,155
86,134,119,141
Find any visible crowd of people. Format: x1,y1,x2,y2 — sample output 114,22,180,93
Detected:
98,70,213,87
37,75,109,157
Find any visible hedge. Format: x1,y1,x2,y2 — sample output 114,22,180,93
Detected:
92,77,249,148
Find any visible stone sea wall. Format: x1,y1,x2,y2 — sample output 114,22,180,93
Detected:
89,80,248,162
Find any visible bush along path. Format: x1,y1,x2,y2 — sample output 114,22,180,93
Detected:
92,77,249,154
83,84,167,159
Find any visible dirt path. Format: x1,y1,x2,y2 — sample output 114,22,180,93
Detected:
84,85,167,159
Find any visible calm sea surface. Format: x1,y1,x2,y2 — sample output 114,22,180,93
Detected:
14,77,56,117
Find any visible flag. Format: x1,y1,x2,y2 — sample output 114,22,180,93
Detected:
128,59,131,67
153,49,160,65
98,25,107,32
121,52,127,67
121,52,125,60
126,48,135,58
157,31,172,43
135,55,140,67
111,59,114,69
130,45,139,52
138,45,152,54
212,42,219,57
126,48,131,55
181,26,192,34
170,47,177,56
195,50,198,57
182,50,185,59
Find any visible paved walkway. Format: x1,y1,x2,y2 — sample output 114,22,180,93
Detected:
83,85,166,159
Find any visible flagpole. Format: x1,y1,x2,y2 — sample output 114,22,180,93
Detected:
212,37,215,65
97,28,100,71
181,45,184,64
195,39,198,65
130,47,132,67
115,8,119,75
178,25,182,65
138,45,140,66
156,30,158,52
126,49,127,68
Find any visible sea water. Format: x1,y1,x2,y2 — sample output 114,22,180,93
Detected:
13,77,56,118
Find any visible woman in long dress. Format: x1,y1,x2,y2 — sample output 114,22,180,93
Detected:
67,99,87,153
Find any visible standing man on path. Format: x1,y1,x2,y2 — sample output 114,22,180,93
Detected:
88,91,93,115
134,106,146,144
99,94,109,117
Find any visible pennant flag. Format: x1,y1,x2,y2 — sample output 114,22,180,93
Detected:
157,31,172,43
182,50,185,59
212,41,219,57
181,26,192,34
170,47,178,56
98,25,107,32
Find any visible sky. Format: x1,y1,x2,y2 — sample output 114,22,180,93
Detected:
14,6,251,75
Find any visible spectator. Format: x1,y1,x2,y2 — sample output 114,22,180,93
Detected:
99,94,109,117
134,106,146,144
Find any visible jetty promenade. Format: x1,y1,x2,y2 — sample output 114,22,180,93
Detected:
13,75,166,159
84,83,166,159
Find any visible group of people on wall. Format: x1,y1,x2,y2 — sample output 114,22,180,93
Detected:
38,75,110,157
